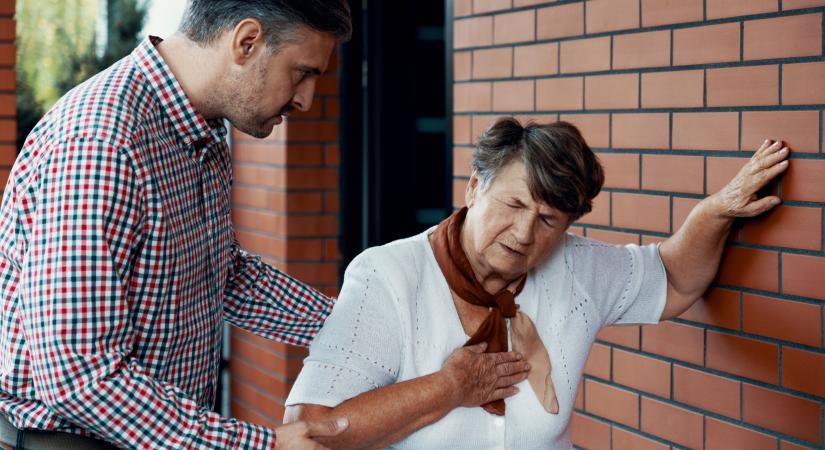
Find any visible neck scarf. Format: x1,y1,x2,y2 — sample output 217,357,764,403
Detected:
431,207,525,415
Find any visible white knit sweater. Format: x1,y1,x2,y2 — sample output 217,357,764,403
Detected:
286,228,667,449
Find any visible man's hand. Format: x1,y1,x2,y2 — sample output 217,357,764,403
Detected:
711,139,789,218
274,417,349,449
439,342,530,408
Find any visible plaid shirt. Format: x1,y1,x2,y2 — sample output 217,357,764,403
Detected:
0,37,335,449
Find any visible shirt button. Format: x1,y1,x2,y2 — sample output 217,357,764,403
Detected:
494,417,505,427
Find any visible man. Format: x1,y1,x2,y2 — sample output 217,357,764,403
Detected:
0,1,528,449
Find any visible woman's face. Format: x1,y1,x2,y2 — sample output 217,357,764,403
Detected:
463,160,571,281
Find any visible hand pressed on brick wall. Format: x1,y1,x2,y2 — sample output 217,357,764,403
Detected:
658,140,790,321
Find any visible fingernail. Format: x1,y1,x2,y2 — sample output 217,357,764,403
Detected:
337,417,349,429
780,147,788,153
779,160,789,166
772,198,782,205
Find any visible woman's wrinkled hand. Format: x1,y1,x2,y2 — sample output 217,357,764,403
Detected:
711,139,790,218
439,342,530,408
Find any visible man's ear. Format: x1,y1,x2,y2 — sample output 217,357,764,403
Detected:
230,18,265,65
465,171,480,208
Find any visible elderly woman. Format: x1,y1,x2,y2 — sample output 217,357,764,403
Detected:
284,117,789,449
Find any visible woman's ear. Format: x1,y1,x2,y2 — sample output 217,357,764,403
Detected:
465,172,480,208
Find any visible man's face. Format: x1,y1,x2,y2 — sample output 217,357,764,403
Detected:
225,26,336,138
463,160,571,280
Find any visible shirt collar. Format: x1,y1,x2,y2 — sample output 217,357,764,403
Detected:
131,36,227,154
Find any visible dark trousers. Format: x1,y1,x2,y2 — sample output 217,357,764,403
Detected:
0,415,118,450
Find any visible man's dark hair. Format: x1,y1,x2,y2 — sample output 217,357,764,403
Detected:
473,117,605,222
179,0,352,51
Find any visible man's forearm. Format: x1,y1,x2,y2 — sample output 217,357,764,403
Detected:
289,371,460,450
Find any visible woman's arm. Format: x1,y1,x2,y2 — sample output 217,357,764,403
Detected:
284,342,530,450
658,139,790,320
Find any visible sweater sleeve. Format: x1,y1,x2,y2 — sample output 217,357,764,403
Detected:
286,249,403,407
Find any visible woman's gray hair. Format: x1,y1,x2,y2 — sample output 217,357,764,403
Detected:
179,0,352,52
473,117,604,221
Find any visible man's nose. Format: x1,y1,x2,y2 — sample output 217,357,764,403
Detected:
291,79,317,112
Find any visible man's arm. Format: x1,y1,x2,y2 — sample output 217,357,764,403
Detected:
22,140,339,449
223,237,335,347
658,139,789,320
285,343,530,450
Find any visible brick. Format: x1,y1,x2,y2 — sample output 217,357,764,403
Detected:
783,253,825,300
0,19,11,43
454,82,492,112
231,379,284,424
454,51,471,81
537,3,584,40
781,442,818,450
783,61,825,105
674,365,741,419
0,1,13,16
742,205,822,251
454,178,468,208
642,0,704,27
706,417,778,450
232,188,321,213
0,44,13,66
642,154,704,194
707,65,779,107
513,0,551,6
612,193,670,233
560,37,611,74
233,211,337,238
719,246,779,292
578,191,611,226
280,262,338,285
585,379,639,428
612,113,669,149
585,73,639,110
641,70,704,108
674,23,741,66
586,228,640,245
513,42,558,77
571,413,611,450
782,347,825,397
586,0,640,33
493,10,535,44
472,47,512,79
706,157,748,193
673,112,739,151
453,147,474,177
743,384,822,445
560,114,610,148
474,0,511,14
454,16,493,49
285,120,338,142
583,342,612,379
598,152,639,189
536,77,583,111
745,13,823,60
641,397,704,449
741,110,820,153
613,30,671,70
513,113,556,126
575,380,584,409
472,115,497,142
642,321,705,365
613,349,671,397
454,116,472,145
781,159,825,202
612,427,669,450
672,197,702,231
492,80,534,112
0,144,14,166
707,331,779,383
0,69,14,91
784,0,825,8
744,293,821,347
597,325,640,349
707,0,778,19
323,192,338,214
679,288,741,331
454,0,473,17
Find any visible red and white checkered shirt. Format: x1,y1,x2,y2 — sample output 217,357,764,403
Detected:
0,37,335,449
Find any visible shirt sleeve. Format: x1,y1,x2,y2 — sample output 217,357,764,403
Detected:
21,139,274,450
285,249,402,408
567,235,667,328
222,237,335,348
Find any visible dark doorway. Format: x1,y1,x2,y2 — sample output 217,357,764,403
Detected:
340,0,452,269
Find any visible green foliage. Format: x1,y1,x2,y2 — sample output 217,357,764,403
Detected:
16,0,150,148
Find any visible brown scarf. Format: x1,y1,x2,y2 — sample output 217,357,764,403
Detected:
431,207,525,415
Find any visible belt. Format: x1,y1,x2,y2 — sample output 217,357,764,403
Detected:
0,415,118,450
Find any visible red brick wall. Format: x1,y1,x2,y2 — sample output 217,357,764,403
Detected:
452,0,825,448
229,52,340,428
0,0,14,190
